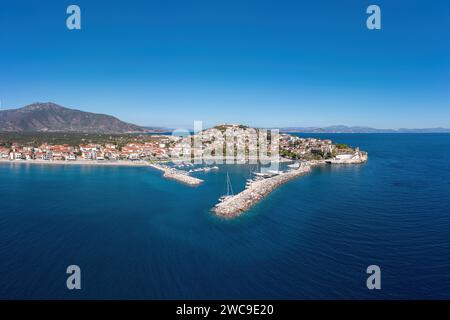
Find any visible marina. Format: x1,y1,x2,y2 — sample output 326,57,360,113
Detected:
213,163,312,218
188,166,219,173
325,152,368,164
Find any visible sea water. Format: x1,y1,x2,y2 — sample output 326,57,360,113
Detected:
0,134,449,299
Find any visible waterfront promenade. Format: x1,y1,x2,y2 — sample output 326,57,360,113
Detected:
147,163,204,186
0,158,149,167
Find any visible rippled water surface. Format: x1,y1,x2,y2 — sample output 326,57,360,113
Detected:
1,134,449,299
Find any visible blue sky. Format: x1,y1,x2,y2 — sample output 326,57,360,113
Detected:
0,0,449,128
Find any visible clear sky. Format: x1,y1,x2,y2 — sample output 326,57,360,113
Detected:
0,0,449,128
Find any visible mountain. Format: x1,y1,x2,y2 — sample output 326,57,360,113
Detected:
279,125,395,133
279,125,450,133
142,126,173,133
395,128,450,133
0,102,149,134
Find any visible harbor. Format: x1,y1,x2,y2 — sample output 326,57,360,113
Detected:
213,149,369,218
213,163,312,218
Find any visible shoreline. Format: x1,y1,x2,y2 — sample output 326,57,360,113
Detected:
2,153,368,210
0,159,149,167
1,158,205,186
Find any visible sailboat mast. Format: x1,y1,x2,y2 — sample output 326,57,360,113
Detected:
227,172,234,195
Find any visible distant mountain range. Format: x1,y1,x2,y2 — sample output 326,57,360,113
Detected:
1,103,448,134
0,102,155,134
278,125,450,133
142,126,173,133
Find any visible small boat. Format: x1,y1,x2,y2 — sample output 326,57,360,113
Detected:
219,172,234,202
245,179,254,188
287,162,300,168
252,172,270,177
252,170,281,178
218,195,232,203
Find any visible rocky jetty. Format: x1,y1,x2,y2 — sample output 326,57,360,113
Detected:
213,164,312,218
148,163,204,186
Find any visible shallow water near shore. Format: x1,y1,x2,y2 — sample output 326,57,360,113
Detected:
1,133,450,299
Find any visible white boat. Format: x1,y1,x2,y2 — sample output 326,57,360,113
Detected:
287,162,300,168
218,172,234,202
252,172,270,177
245,179,254,188
218,195,232,203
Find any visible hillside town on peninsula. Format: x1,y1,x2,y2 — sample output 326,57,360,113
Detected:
0,124,365,164
1,124,367,217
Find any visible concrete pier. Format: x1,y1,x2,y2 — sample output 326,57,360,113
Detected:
148,163,204,186
213,164,312,218
213,151,368,218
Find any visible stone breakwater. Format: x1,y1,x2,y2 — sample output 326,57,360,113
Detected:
213,151,368,218
213,164,312,218
148,163,204,186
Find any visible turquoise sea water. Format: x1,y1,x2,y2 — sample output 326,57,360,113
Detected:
1,134,450,299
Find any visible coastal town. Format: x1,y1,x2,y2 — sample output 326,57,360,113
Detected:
0,124,368,217
0,137,174,162
0,125,366,164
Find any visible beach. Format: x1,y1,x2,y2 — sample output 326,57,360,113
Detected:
0,159,149,167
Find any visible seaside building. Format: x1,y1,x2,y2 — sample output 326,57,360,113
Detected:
0,147,10,159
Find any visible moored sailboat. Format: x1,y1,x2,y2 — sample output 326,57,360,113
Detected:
218,172,234,203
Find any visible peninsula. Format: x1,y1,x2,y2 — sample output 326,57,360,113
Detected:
0,106,369,217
